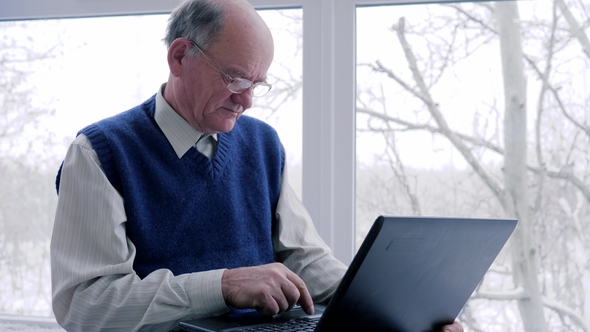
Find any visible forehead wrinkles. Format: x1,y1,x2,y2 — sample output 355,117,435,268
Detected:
206,43,269,82
208,28,273,82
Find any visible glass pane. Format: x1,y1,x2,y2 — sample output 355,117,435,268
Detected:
0,9,302,323
253,9,303,199
356,1,589,331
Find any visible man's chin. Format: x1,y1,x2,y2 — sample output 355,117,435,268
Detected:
214,119,238,133
206,111,241,133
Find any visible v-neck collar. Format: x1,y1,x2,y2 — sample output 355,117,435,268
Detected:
154,84,218,159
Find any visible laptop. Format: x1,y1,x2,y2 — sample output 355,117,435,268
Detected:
179,215,517,332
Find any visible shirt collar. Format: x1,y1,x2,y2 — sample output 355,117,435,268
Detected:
154,84,217,158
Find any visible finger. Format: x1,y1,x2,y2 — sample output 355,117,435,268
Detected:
273,286,293,313
278,277,301,312
254,293,281,316
256,266,297,315
442,321,463,332
285,271,314,315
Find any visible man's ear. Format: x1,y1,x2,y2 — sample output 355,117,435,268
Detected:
168,38,191,77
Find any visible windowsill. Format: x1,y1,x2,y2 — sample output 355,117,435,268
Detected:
0,315,64,331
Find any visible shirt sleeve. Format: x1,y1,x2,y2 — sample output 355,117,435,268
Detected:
51,134,229,332
273,157,348,303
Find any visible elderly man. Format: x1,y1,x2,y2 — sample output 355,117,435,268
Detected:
51,0,463,331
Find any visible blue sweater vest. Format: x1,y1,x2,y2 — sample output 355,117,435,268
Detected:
57,95,283,278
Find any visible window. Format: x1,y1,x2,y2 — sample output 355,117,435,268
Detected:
356,2,590,330
253,9,303,198
0,8,302,323
2,0,588,330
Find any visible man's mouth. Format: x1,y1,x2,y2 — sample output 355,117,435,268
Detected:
218,107,242,118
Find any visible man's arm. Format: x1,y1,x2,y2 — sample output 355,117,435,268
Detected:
51,135,229,332
212,156,345,317
272,159,348,303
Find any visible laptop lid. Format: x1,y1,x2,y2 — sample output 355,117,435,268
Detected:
179,215,517,332
316,215,517,331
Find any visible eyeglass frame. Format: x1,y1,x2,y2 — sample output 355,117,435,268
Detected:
188,40,272,97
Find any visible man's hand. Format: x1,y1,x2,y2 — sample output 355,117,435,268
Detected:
221,263,314,316
442,321,464,332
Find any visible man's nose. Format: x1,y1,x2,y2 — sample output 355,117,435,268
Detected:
231,88,253,110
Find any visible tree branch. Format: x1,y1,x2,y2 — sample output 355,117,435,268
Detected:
392,17,506,203
370,60,427,104
556,0,590,59
358,106,590,204
471,286,526,300
531,167,590,203
470,288,590,331
357,107,504,154
544,296,589,331
524,56,590,139
532,1,559,215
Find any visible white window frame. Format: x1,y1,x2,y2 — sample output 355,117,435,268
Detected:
0,0,434,265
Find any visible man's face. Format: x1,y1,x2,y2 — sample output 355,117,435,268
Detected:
178,20,274,134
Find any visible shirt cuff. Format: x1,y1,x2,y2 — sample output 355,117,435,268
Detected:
187,269,229,318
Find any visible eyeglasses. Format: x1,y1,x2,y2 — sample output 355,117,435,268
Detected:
189,40,272,97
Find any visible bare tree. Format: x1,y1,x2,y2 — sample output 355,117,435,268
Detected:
357,1,590,330
496,2,547,330
0,21,59,164
0,20,59,316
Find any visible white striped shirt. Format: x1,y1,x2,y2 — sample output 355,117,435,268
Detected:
51,85,347,332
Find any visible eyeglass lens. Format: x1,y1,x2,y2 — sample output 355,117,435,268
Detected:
228,79,271,97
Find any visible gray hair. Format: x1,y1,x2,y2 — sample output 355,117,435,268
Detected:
164,0,225,54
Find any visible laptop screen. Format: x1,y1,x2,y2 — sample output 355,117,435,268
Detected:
315,216,517,331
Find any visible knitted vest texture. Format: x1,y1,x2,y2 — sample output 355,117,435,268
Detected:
57,95,283,278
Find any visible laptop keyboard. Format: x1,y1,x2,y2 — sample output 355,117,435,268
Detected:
236,317,319,331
